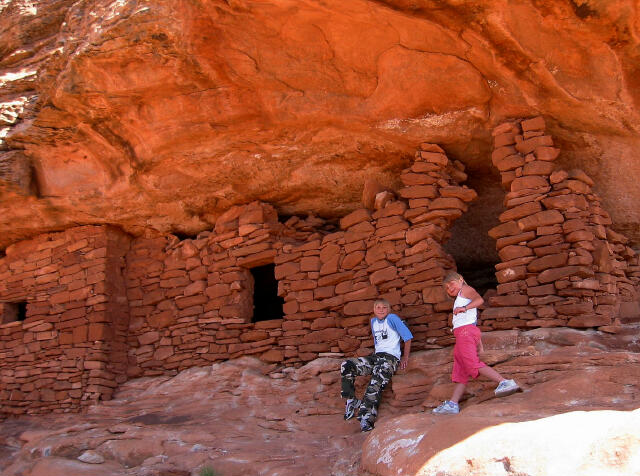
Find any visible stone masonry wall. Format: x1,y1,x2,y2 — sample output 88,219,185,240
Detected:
485,117,640,330
124,144,477,380
3,128,638,416
0,226,131,416
275,144,477,361
124,203,289,377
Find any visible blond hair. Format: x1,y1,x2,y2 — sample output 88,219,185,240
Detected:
373,298,390,308
443,271,464,284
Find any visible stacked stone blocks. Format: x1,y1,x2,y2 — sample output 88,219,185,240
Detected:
0,226,130,415
2,128,637,416
486,117,639,329
124,144,477,376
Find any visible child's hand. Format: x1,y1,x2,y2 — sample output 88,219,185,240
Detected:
453,306,465,315
477,340,484,353
399,356,409,370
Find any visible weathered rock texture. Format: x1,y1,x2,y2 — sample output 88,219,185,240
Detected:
2,0,640,437
1,0,640,269
0,327,639,476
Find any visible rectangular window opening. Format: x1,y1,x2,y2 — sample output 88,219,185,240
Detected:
1,301,28,324
249,264,284,322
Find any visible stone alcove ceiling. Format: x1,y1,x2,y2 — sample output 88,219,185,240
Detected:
0,0,639,274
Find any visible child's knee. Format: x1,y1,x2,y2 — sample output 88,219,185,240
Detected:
372,368,393,387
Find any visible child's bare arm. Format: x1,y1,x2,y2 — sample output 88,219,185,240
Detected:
458,284,484,313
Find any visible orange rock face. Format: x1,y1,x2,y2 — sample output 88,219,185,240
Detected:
1,0,640,267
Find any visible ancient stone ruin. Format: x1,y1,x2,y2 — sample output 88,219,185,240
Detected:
1,127,638,417
486,117,640,329
1,143,481,415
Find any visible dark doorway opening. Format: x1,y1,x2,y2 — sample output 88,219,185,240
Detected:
16,302,27,321
171,231,198,241
250,264,284,322
1,301,27,324
454,264,498,297
442,172,501,296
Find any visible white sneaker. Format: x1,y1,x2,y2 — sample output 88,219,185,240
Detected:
432,400,460,414
494,379,519,397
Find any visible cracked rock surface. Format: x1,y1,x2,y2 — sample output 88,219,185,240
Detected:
1,0,640,266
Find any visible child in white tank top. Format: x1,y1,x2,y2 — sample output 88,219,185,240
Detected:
432,272,520,415
452,289,477,329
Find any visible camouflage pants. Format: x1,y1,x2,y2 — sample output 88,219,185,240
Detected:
340,352,399,425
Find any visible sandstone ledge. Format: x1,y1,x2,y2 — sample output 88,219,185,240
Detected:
0,326,639,476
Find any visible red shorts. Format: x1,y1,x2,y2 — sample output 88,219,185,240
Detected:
452,324,486,384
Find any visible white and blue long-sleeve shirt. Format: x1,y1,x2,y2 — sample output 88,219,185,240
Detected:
370,313,413,360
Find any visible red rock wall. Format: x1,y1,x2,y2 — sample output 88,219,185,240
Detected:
0,226,130,415
485,117,640,330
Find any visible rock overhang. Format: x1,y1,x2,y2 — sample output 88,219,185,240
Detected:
1,0,639,257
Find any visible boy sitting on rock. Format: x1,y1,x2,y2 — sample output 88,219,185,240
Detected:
340,299,412,432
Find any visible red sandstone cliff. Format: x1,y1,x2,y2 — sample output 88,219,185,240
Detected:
1,0,640,267
1,3,640,474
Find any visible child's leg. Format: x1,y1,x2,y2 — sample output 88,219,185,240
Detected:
478,365,505,383
449,326,481,404
359,354,398,426
340,356,374,399
450,383,467,404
